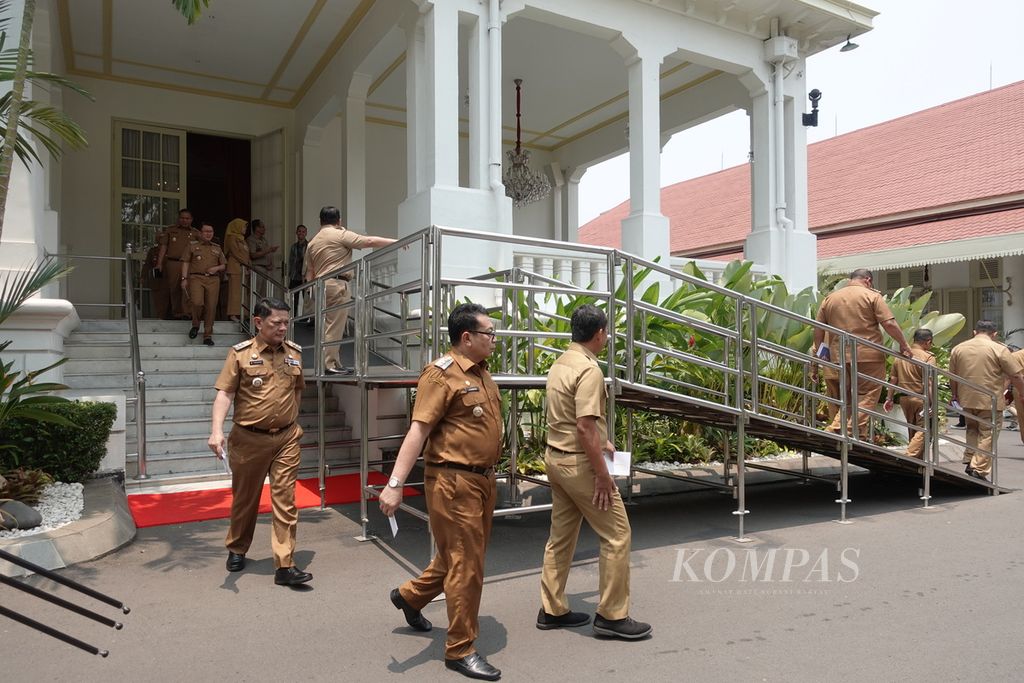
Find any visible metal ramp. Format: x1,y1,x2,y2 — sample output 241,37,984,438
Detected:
292,225,1006,542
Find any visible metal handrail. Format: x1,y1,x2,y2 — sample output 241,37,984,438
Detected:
46,246,149,480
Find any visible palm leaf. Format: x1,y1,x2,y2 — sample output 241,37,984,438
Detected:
0,256,72,325
171,0,212,24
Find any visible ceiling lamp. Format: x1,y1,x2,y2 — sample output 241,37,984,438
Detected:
503,78,551,207
839,34,859,52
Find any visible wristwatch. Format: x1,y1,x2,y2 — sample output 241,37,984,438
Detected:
388,476,402,489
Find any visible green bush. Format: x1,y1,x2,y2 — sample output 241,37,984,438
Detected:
0,401,116,482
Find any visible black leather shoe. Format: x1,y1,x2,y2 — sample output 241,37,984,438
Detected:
593,614,652,640
203,337,214,346
188,326,199,339
968,468,989,481
326,366,355,375
225,552,245,572
444,653,500,681
390,588,432,631
274,566,313,586
536,608,590,630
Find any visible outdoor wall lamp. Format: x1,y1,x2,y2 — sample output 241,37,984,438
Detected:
802,89,822,127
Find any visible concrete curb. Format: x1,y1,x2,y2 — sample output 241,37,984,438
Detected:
0,478,137,578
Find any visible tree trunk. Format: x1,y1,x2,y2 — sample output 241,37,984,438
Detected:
0,0,37,243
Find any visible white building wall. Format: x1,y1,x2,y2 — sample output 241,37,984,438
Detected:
60,76,293,308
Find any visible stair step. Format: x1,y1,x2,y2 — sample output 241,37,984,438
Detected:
67,331,246,346
138,426,353,456
63,371,221,389
64,344,238,360
127,440,356,477
76,319,246,334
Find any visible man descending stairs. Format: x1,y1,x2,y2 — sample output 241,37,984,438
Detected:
62,319,353,482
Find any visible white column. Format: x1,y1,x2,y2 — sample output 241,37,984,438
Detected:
345,73,372,233
550,162,564,241
467,13,488,189
1004,256,1024,342
566,167,585,243
744,90,784,274
404,15,427,198
618,51,670,260
425,0,459,188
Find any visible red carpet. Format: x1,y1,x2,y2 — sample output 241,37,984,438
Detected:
128,472,416,528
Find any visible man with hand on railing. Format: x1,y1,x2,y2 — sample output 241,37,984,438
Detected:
539,304,652,641
181,222,227,346
883,328,936,458
155,208,201,320
949,320,1024,481
379,303,503,681
813,268,912,439
304,205,397,375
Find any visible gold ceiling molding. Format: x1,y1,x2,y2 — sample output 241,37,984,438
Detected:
261,0,328,99
73,52,298,92
368,53,405,97
550,70,723,151
525,61,692,146
67,67,293,108
365,116,551,152
291,0,376,107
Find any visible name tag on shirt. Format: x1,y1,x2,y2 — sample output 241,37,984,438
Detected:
462,386,480,394
248,359,264,366
285,358,300,367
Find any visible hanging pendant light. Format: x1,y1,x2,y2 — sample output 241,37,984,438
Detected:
503,78,551,207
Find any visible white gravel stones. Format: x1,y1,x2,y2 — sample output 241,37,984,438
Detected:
0,482,85,539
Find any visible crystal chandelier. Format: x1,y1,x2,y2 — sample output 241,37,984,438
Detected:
503,78,551,207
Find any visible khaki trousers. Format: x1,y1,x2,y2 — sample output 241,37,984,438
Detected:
225,423,302,569
188,275,220,338
161,260,188,318
900,396,925,459
226,273,243,318
823,366,840,423
826,361,885,438
965,407,998,476
323,279,351,371
400,469,496,660
541,449,631,621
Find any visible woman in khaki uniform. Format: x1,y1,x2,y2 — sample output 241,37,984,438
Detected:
224,218,250,322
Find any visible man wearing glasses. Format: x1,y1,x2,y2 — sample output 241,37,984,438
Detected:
379,302,503,681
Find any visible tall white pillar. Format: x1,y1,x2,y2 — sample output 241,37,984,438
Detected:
565,167,585,243
344,73,372,233
467,13,488,190
616,48,670,261
425,0,459,188
404,15,427,198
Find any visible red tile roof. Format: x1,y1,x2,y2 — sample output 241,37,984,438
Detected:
579,80,1024,258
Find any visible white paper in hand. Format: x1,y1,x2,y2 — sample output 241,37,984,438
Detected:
219,447,231,474
603,450,632,477
388,514,399,538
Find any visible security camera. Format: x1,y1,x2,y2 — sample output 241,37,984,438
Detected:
802,89,822,127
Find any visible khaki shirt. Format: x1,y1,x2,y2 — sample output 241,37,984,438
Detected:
246,235,272,270
545,343,608,452
816,282,895,363
215,337,305,431
1012,349,1024,375
412,349,503,468
949,335,1019,410
186,240,226,275
891,345,936,395
158,226,200,261
305,226,368,279
224,233,250,275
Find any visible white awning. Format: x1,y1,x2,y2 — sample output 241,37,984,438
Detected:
818,233,1024,273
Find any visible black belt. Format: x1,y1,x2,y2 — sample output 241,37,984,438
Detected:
547,445,584,455
237,422,294,435
191,273,217,277
427,461,494,476
166,257,183,262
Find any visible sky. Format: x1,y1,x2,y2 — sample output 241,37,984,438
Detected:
578,0,1024,225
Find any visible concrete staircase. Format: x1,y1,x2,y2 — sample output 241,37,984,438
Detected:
63,319,355,481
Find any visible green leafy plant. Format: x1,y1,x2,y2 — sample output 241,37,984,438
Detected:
1,401,116,482
0,466,52,504
172,0,212,25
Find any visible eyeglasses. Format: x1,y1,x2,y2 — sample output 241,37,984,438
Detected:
468,329,497,340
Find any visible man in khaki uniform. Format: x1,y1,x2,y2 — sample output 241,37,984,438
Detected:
1006,346,1024,437
813,268,912,437
208,297,313,586
379,303,503,681
142,243,165,319
884,328,937,458
182,222,227,346
304,205,397,375
156,208,200,319
540,304,651,641
949,320,1024,480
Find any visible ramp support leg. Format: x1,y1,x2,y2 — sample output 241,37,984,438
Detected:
834,441,852,524
733,418,751,542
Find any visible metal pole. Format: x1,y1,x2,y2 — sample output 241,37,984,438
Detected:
124,244,149,481
921,365,934,509
134,371,148,480
356,380,373,541
625,408,635,504
0,549,130,613
0,606,109,657
317,377,326,510
0,575,123,630
836,440,852,524
733,301,750,542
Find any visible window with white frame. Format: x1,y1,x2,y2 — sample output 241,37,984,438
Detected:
114,122,186,251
